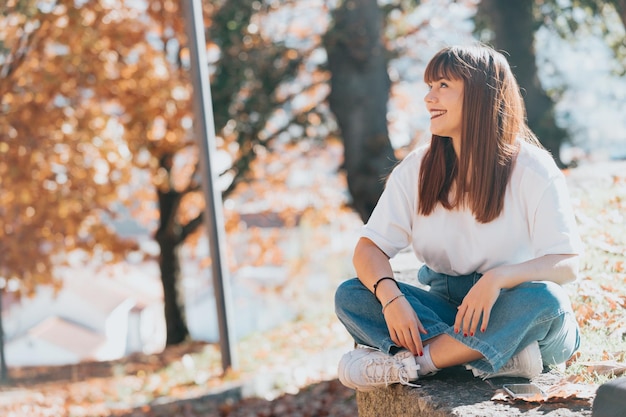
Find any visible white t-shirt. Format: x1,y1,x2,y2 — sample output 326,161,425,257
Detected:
362,141,583,276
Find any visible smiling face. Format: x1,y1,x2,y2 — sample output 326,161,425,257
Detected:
424,77,464,144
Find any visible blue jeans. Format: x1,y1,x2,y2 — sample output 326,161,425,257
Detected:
334,265,580,373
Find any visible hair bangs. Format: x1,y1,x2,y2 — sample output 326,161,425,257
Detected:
423,48,468,84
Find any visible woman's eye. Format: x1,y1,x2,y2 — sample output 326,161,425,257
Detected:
426,81,449,90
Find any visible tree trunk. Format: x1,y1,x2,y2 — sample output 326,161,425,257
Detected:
613,0,626,28
156,217,190,346
477,0,567,167
324,0,398,222
155,156,190,346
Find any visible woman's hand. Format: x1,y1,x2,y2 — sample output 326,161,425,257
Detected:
383,296,428,356
454,254,579,336
454,273,501,336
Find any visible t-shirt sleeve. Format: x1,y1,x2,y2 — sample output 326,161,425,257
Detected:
531,173,584,257
361,159,417,259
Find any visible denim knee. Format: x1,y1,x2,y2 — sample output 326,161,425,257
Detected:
334,278,365,315
515,281,573,316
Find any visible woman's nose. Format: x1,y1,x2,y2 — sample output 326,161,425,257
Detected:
424,90,436,103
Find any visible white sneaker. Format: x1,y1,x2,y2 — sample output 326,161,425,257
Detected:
338,346,420,391
468,341,543,380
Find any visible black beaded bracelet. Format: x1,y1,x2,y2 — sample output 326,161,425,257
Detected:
373,276,399,301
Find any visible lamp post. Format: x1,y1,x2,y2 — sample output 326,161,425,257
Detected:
182,0,238,372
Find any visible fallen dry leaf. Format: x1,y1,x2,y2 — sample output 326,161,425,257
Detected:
492,380,597,404
543,380,597,401
491,388,546,403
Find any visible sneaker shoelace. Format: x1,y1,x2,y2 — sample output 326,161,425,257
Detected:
363,356,420,388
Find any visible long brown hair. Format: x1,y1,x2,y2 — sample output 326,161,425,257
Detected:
418,44,541,223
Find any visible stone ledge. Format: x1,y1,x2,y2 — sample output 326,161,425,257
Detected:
356,367,592,417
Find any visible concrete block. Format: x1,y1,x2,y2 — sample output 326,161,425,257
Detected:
592,377,626,417
356,367,592,417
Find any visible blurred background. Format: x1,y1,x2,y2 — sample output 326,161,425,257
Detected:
0,0,624,402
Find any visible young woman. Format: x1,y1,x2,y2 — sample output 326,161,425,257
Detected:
335,44,582,391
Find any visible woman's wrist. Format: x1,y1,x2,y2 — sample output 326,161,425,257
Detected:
377,281,404,306
373,276,399,301
382,293,406,314
486,265,516,289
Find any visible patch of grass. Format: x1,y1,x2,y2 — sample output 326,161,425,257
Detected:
564,166,626,383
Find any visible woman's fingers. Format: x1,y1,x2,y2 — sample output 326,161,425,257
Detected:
412,324,425,355
388,325,401,346
456,305,492,336
384,300,425,355
468,309,481,336
454,304,466,334
456,275,500,335
455,304,478,336
388,325,421,355
399,327,422,356
480,309,491,333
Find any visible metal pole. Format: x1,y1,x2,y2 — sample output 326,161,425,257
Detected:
0,290,8,381
182,0,238,372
